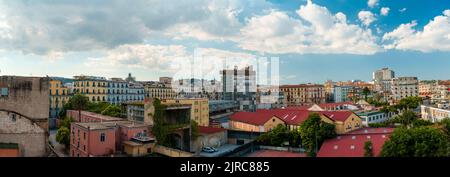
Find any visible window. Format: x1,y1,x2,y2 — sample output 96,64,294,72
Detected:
83,132,86,140
100,133,105,142
0,87,8,96
10,113,16,122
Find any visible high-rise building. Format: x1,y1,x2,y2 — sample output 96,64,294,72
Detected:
373,68,395,92
221,66,257,112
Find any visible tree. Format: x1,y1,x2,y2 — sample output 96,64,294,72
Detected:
412,119,433,127
397,96,422,111
364,141,374,157
396,110,417,127
71,93,89,120
300,113,336,157
56,126,70,148
362,87,371,101
380,127,449,157
289,130,302,147
191,120,200,141
59,116,73,129
151,98,170,146
440,118,450,131
255,124,290,146
100,104,123,117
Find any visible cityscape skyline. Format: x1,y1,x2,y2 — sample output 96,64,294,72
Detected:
1,0,449,84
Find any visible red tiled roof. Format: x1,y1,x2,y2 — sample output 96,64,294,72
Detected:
346,127,394,135
198,126,225,134
317,128,393,157
257,109,311,125
230,112,281,126
318,111,354,122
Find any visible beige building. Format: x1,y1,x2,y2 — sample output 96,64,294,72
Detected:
280,84,326,106
421,104,450,123
145,85,177,99
161,98,209,126
229,113,285,133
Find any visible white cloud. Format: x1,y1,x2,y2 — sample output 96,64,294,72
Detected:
238,0,381,55
380,7,390,16
358,11,377,26
0,0,266,55
399,8,407,13
85,45,258,79
383,9,450,52
368,0,379,8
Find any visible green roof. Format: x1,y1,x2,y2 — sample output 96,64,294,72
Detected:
0,143,19,149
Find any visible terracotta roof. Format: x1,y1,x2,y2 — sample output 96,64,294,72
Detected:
318,111,354,122
198,126,226,134
231,109,357,126
318,128,393,157
230,112,281,126
257,109,310,125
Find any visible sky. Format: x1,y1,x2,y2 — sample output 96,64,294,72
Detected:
0,0,449,84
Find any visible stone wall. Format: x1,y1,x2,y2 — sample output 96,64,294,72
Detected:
0,76,50,157
0,110,47,157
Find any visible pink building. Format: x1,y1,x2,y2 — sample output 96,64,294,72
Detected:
69,111,151,157
67,110,123,123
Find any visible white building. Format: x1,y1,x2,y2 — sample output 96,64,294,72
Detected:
391,77,418,102
333,86,351,103
356,111,394,126
421,104,450,123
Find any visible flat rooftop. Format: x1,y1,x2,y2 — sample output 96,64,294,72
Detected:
74,121,149,130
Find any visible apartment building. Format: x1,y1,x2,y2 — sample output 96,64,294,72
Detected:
391,77,418,102
161,98,210,126
280,84,326,106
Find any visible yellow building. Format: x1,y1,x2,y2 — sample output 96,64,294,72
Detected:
49,79,72,118
229,112,285,132
319,111,362,134
161,98,209,126
73,76,107,102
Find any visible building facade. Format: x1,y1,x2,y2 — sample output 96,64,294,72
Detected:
162,98,210,126
421,104,450,123
145,85,177,99
73,76,108,102
49,78,73,122
333,86,351,103
0,76,49,157
280,84,326,106
391,77,418,102
356,111,394,126
373,68,395,92
221,66,257,112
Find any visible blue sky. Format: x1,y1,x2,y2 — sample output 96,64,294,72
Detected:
0,0,449,84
